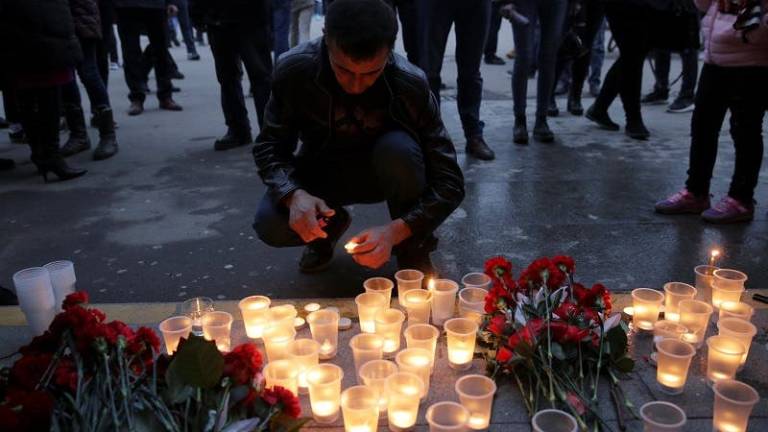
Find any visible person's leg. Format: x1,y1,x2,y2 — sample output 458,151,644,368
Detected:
297,7,313,45
238,23,274,129
652,50,671,94
395,0,421,65
60,71,92,156
253,194,305,247
144,8,175,103
679,48,698,99
568,1,604,111
289,8,300,48
115,8,148,104
272,0,291,60
533,0,567,140
453,0,490,139
424,0,456,102
208,26,252,143
588,17,606,89
76,39,112,111
176,0,198,56
484,1,503,60
511,0,536,118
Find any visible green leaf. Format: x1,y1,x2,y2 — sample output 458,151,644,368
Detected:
550,342,566,361
614,356,635,373
164,356,195,404
606,325,628,361
168,334,224,389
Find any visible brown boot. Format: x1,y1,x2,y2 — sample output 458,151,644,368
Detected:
159,98,183,111
128,100,144,116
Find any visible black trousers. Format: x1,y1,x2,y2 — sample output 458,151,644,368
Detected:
116,7,173,102
208,24,273,135
651,48,699,98
484,1,503,58
18,85,61,161
97,0,118,88
685,64,768,203
554,0,605,101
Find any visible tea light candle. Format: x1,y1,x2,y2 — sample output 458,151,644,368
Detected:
652,320,688,364
426,402,470,432
350,333,384,383
238,295,271,339
663,282,697,322
307,364,344,424
294,317,306,330
694,264,718,303
355,292,388,333
655,338,696,394
304,302,321,313
288,338,320,394
717,318,757,369
712,379,760,432
341,385,379,432
158,316,193,355
268,304,298,333
358,359,398,414
631,288,664,331
374,308,405,356
403,324,439,372
307,309,340,360
712,269,747,309
429,279,459,326
458,287,488,324
709,249,721,267
394,269,424,307
386,372,424,432
364,277,394,307
706,336,745,386
455,375,497,430
181,296,214,335
345,241,359,253
403,289,432,325
678,299,714,348
262,325,297,362
719,302,754,322
445,318,478,370
395,348,432,398
263,359,299,396
201,311,233,352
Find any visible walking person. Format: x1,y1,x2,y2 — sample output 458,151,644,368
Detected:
641,48,700,113
175,0,201,60
587,17,606,97
484,1,506,65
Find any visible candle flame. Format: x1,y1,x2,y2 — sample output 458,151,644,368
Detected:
320,339,334,354
344,241,357,253
711,249,720,258
428,278,435,291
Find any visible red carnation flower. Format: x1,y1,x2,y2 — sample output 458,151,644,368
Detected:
554,301,579,320
487,314,507,336
54,358,78,392
552,255,575,274
550,321,589,345
9,353,53,391
261,386,301,418
507,318,544,352
496,346,513,363
484,256,513,280
128,326,160,354
224,343,263,386
520,258,566,290
62,291,89,310
0,405,21,432
19,331,59,356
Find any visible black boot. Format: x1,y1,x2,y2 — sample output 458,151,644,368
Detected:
93,108,119,160
29,111,87,183
214,129,253,151
567,95,584,116
60,105,91,156
547,99,560,117
625,118,650,140
513,115,528,144
533,115,555,143
465,136,495,161
585,104,620,131
299,207,351,273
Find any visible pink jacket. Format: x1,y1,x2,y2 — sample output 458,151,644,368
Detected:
696,0,768,67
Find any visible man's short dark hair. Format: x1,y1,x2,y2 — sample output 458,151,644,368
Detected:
325,0,398,60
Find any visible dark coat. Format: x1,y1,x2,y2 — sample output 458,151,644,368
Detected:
69,0,102,40
253,39,465,237
189,0,271,28
0,0,82,75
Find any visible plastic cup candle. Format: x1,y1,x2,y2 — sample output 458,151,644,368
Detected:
364,277,394,307
307,364,344,424
706,336,745,385
386,372,424,432
288,338,320,394
445,318,478,370
396,348,432,398
455,375,497,430
719,302,754,322
307,309,339,359
13,267,57,335
158,316,193,354
712,379,759,432
403,289,433,324
263,325,296,362
717,318,757,369
404,324,439,372
663,282,697,322
263,359,299,396
655,338,696,394
652,321,688,363
712,269,747,309
531,409,578,432
461,272,492,290
429,279,459,326
458,287,488,324
238,295,271,339
267,304,298,333
43,260,76,310
631,288,664,331
639,401,687,432
356,292,388,333
426,402,470,432
201,311,233,352
374,308,405,356
678,299,713,348
395,269,424,307
359,360,398,414
694,265,718,303
341,385,379,432
350,333,384,383
181,296,214,334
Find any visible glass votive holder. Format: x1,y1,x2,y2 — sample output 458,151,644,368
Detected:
651,321,688,363
238,295,271,339
267,304,298,333
181,296,214,335
706,336,745,386
395,269,424,307
717,318,757,369
386,372,424,432
458,287,488,324
307,309,340,360
201,311,233,352
426,401,470,432
359,359,398,415
375,308,405,356
663,282,697,322
350,333,384,383
461,272,492,290
445,318,478,370
455,375,497,430
404,324,439,372
307,364,344,424
430,279,459,326
403,289,433,325
364,277,394,307
639,401,687,432
712,379,759,432
531,409,578,432
655,338,696,394
263,359,299,396
263,325,297,362
631,288,664,331
158,316,193,355
712,269,747,309
719,302,754,322
678,299,713,348
356,292,388,333
287,338,320,395
341,385,379,432
395,348,432,399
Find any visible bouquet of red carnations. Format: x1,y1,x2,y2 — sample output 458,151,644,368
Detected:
0,292,304,432
479,256,635,430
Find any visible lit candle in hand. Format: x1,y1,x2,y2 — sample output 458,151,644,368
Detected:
345,241,358,253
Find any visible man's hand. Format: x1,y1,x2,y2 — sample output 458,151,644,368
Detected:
286,189,335,243
347,219,412,269
167,4,179,16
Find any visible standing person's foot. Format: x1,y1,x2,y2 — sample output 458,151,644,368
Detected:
567,96,584,116
655,188,711,214
585,105,620,131
159,98,183,111
172,86,181,93
33,156,87,183
667,96,695,113
0,158,15,171
484,54,505,65
547,100,560,117
214,130,253,151
171,70,185,80
439,83,453,91
589,83,601,98
299,207,351,273
533,116,555,143
0,116,8,129
701,196,755,224
641,89,669,105
513,116,528,144
110,62,120,70
128,101,144,116
554,80,569,96
625,119,650,140
61,105,92,157
506,49,516,59
465,136,495,160
93,108,119,161
187,52,200,61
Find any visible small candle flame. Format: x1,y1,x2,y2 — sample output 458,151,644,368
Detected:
709,248,721,267
320,339,334,354
427,278,435,291
344,241,358,253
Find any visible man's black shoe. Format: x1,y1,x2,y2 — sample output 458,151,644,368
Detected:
214,131,253,151
547,100,560,117
171,70,185,80
484,54,505,65
626,119,650,140
585,105,620,131
465,136,495,161
641,89,669,105
299,207,351,273
567,96,584,116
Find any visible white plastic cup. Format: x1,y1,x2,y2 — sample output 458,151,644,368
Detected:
429,279,459,326
640,401,687,432
159,316,193,354
44,260,76,310
13,267,57,335
461,272,492,290
395,269,424,307
426,401,470,432
531,409,578,432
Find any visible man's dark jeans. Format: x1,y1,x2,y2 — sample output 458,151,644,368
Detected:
484,1,503,58
272,0,290,61
116,7,174,102
208,24,273,135
62,38,111,111
176,0,198,55
253,130,426,249
651,49,698,98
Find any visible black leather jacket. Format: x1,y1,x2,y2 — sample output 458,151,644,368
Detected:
253,39,465,237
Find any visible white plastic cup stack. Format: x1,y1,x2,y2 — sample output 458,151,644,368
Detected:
44,260,77,310
13,267,57,335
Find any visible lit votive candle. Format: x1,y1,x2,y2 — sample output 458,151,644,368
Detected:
287,338,320,395
181,296,214,335
461,272,492,290
262,325,296,362
655,338,696,394
386,372,424,432
307,364,344,424
717,318,757,370
268,304,298,333
458,287,488,324
455,375,497,430
639,402,687,432
201,311,233,352
706,336,745,386
445,318,478,370
395,269,424,307
263,359,299,396
395,348,432,398
719,302,754,322
429,279,459,326
355,292,388,333
364,277,394,307
341,385,379,432
238,295,271,339
663,282,697,322
307,309,339,360
712,269,747,309
531,409,578,432
304,302,321,313
426,401,470,432
631,288,664,331
403,289,433,325
345,241,359,253
403,324,439,372
651,320,688,364
374,308,405,357
350,333,384,384
158,316,193,355
678,299,713,349
712,379,760,432
694,265,718,303
359,359,398,415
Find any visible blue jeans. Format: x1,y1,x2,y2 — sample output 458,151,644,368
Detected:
272,0,291,61
62,38,111,110
589,18,606,87
176,0,198,55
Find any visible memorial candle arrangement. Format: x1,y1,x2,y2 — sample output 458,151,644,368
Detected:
663,282,697,322
445,318,478,370
717,318,757,369
429,279,459,326
307,309,340,360
158,316,193,354
307,364,344,424
355,292,388,333
374,308,405,356
263,359,300,397
238,295,271,339
678,299,713,348
712,380,759,432
350,333,384,383
288,338,320,394
705,336,745,385
358,359,399,414
395,269,424,307
395,348,432,398
340,385,380,432
426,402,470,432
364,277,394,306
531,409,578,432
403,289,433,325
386,372,424,432
655,338,696,394
631,288,664,331
711,269,747,309
455,375,497,430
201,311,233,352
181,296,214,335
403,323,439,372
639,402,687,432
262,325,297,362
